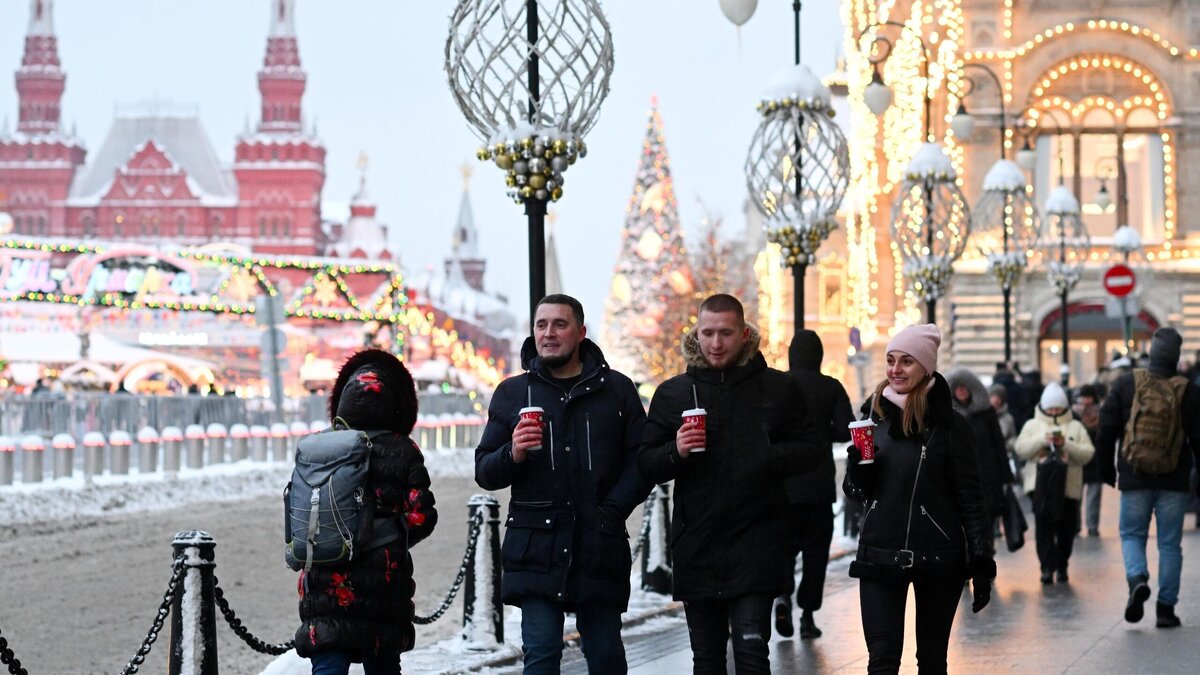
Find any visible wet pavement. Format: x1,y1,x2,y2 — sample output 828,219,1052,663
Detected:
548,502,1200,673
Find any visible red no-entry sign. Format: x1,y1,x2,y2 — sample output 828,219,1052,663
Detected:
1103,264,1137,297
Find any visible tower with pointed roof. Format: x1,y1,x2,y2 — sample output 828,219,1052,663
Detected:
0,0,86,236
445,165,487,292
233,0,327,255
333,152,391,259
602,100,696,384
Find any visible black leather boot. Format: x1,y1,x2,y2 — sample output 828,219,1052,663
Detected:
799,610,822,639
1156,602,1181,628
1125,575,1151,623
773,595,794,638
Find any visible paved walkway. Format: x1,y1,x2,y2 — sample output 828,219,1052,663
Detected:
546,500,1200,673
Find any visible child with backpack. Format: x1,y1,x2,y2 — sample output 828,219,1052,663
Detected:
286,349,438,674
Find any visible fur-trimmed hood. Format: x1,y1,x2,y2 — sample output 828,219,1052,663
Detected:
945,367,992,416
328,349,418,435
681,323,763,369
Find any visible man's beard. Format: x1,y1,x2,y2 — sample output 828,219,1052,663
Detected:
541,347,577,370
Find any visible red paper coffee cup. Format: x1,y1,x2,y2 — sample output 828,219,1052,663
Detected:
519,406,544,451
682,408,707,453
849,419,876,463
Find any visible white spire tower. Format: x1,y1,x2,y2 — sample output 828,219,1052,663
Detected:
28,0,54,36
269,0,297,37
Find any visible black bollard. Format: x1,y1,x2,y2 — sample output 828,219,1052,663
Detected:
462,494,503,646
169,530,219,675
640,484,672,594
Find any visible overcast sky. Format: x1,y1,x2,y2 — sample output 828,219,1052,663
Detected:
0,0,844,329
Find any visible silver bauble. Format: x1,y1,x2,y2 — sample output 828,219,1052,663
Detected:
515,174,528,186
535,188,550,200
529,158,546,173
551,156,569,172
513,159,529,175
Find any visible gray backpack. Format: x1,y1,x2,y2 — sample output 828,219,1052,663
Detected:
284,422,402,571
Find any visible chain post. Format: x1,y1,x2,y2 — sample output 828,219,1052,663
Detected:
169,530,219,675
640,484,672,594
462,494,503,647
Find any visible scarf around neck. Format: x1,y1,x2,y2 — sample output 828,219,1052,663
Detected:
882,377,935,411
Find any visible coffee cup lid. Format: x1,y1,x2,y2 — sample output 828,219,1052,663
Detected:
520,406,544,413
848,419,875,428
682,408,706,416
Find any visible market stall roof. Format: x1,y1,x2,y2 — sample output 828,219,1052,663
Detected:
0,332,214,373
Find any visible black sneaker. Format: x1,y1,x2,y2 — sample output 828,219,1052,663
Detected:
1056,568,1069,583
799,610,822,640
774,596,794,638
1125,577,1151,623
1040,570,1054,585
1156,602,1181,628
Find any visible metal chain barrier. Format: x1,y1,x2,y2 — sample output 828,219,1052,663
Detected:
0,627,29,675
630,491,655,562
213,576,295,655
414,509,484,625
118,555,187,675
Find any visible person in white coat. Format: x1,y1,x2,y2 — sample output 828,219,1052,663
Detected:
1015,382,1095,584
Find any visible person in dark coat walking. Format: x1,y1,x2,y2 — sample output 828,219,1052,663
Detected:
772,329,854,641
1074,384,1104,537
639,294,823,674
946,367,1012,520
294,349,438,675
992,362,1031,431
1096,328,1200,628
476,294,650,674
843,324,994,674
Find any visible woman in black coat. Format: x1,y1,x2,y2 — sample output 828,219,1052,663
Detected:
946,366,1013,519
843,325,994,674
294,349,438,675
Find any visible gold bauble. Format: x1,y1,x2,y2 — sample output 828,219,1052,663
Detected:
528,174,547,189
495,154,514,170
520,137,534,150
476,147,490,161
520,186,534,199
505,174,517,187
551,187,563,201
493,142,506,155
552,139,567,154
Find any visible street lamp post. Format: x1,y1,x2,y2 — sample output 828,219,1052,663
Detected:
446,0,614,321
1112,225,1143,353
738,2,849,332
1041,186,1090,387
859,22,970,324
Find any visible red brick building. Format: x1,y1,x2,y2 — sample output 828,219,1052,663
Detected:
0,0,330,257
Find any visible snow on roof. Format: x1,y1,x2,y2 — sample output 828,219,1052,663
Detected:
0,331,213,373
333,213,388,259
68,114,237,203
982,159,1026,192
1044,185,1080,215
1113,224,1141,251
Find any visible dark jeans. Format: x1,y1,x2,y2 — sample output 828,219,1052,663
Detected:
520,596,626,674
684,593,774,674
784,502,834,611
1035,497,1079,573
309,650,401,675
859,576,961,675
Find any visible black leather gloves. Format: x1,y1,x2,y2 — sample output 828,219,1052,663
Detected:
969,556,996,613
845,446,880,497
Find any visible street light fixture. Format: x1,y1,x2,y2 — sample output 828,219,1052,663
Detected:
1040,185,1091,387
738,2,849,331
860,22,969,323
446,0,614,321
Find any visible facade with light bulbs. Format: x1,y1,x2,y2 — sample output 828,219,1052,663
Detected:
801,0,1200,395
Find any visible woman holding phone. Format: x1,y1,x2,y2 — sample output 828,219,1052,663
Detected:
842,323,995,673
1015,382,1095,584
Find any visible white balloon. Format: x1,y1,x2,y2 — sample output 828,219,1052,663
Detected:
719,0,757,26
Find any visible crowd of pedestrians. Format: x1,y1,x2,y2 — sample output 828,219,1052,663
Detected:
278,291,1200,674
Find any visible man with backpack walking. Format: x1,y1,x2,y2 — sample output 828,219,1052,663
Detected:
1096,327,1200,628
476,294,650,674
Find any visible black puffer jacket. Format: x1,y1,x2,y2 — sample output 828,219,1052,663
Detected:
1095,369,1200,491
946,367,1012,518
475,338,650,610
294,350,438,660
785,330,854,504
843,373,992,582
639,325,823,601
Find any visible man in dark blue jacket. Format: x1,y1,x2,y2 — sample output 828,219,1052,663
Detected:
476,294,650,674
1097,327,1200,628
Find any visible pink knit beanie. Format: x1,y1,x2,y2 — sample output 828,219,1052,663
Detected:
886,323,941,375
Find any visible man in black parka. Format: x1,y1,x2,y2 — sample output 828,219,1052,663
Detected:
476,294,650,674
639,294,823,673
773,330,854,641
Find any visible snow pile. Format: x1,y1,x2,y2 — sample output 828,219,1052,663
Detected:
982,159,1026,192
761,64,832,108
904,143,956,180
1113,224,1141,251
1044,185,1080,215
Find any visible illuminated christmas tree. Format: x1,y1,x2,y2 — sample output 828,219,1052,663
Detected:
602,100,696,384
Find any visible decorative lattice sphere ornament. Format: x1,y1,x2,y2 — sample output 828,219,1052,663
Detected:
890,143,971,303
745,64,849,267
1040,185,1090,292
972,159,1041,291
447,0,614,204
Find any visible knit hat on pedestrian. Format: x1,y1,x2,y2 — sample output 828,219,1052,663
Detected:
988,384,1007,403
886,323,941,375
1039,381,1069,411
1148,327,1183,377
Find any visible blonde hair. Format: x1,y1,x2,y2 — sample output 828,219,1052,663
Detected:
872,374,932,437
